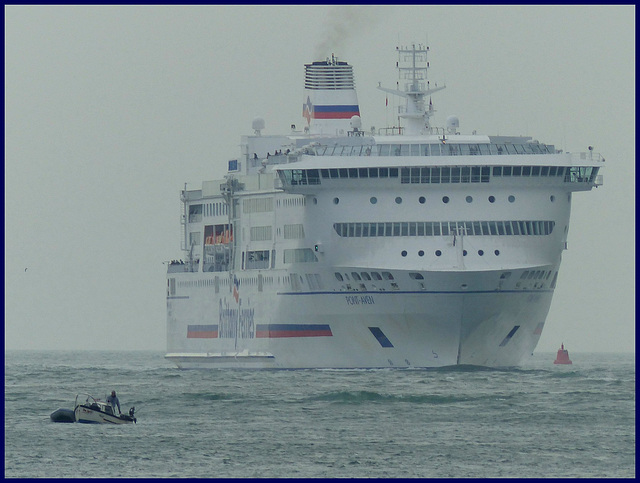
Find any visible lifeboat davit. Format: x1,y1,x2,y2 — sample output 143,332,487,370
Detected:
553,343,572,364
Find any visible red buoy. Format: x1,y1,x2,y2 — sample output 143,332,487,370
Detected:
553,343,572,364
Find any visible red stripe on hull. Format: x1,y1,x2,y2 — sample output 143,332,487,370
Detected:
187,332,218,339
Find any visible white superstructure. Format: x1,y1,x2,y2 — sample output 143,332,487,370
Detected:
165,44,603,369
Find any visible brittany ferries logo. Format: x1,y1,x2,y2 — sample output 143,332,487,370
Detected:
303,97,314,125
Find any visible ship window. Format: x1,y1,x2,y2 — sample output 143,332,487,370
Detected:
410,167,420,183
532,166,541,176
321,169,330,179
379,167,389,178
283,248,318,263
488,195,496,203
481,167,490,182
370,196,377,204
333,197,339,204
401,250,407,257
348,168,358,178
451,167,461,183
435,250,442,257
493,167,502,176
369,168,379,178
382,271,394,280
378,145,390,156
466,196,473,203
409,272,424,280
441,167,451,183
329,168,339,178
359,168,369,178
557,167,564,177
395,196,403,204
478,250,484,256
411,144,420,156
389,168,399,178
371,271,382,280
504,222,513,235
511,166,521,176
351,272,361,281
419,196,426,204
338,168,348,178
418,250,424,256
508,195,515,203
335,272,344,282
441,223,449,236
522,166,531,176
361,272,371,281
471,167,481,182
461,167,470,183
442,196,450,204
494,250,500,256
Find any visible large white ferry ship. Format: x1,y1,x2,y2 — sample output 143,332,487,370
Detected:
165,44,603,369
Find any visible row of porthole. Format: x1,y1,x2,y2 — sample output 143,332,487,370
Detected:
401,249,501,257
334,195,556,205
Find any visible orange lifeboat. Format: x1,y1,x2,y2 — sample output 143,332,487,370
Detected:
553,343,572,364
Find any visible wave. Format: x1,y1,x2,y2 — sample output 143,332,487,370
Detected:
308,390,511,405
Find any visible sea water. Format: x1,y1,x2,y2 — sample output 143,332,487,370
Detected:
4,350,635,478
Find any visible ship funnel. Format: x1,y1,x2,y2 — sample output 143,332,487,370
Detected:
303,56,360,136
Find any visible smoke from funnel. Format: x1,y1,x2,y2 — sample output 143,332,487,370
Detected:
313,6,378,61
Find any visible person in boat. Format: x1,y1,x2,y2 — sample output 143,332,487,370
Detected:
107,390,121,415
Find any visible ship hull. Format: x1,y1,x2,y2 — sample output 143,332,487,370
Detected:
166,272,552,369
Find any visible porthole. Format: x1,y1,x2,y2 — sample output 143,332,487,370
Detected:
550,195,555,202
478,250,484,256
418,250,424,257
370,196,377,204
333,197,339,204
488,195,496,203
419,196,426,204
401,250,407,257
435,250,442,257
395,196,403,204
465,196,473,203
313,197,318,205
463,250,468,256
508,195,515,203
442,196,450,204
494,250,500,256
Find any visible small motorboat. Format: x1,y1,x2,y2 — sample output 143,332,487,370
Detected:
74,393,137,424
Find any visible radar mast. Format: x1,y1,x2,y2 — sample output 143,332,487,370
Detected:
377,43,445,136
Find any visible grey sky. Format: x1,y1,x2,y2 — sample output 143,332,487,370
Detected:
5,5,635,352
